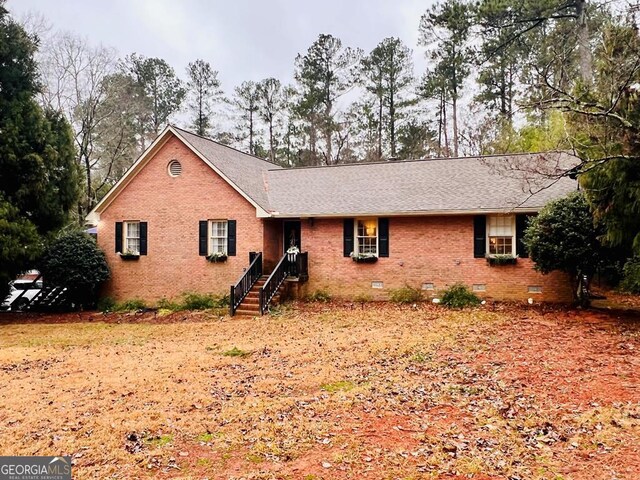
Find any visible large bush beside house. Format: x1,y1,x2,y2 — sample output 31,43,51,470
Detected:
523,192,601,306
40,231,110,309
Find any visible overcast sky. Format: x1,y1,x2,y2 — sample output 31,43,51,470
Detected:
7,0,434,91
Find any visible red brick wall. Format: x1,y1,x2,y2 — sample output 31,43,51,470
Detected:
299,216,573,303
97,134,572,304
97,134,264,303
263,219,283,272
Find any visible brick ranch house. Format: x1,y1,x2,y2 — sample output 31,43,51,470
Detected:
86,125,578,314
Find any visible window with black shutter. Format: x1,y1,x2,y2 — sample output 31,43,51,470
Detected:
343,219,354,257
516,214,533,258
378,218,389,257
473,215,487,258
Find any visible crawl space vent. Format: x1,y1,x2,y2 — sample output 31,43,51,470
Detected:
168,160,182,177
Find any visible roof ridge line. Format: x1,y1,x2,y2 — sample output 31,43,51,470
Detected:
265,150,572,172
170,124,282,168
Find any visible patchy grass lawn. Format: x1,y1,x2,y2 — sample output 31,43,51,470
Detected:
0,303,639,479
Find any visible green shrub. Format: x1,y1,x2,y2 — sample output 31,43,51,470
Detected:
181,292,228,310
305,289,331,302
440,283,481,309
114,298,147,312
621,256,640,294
39,230,110,309
97,296,116,313
156,297,180,311
389,285,423,304
353,293,373,303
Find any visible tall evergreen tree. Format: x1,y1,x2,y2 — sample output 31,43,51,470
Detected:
361,37,414,158
122,54,185,142
295,34,362,165
257,78,283,163
186,59,223,136
0,2,79,297
231,81,260,155
419,0,473,157
569,17,640,253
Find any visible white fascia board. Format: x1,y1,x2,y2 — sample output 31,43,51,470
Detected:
85,126,174,221
269,207,541,219
169,127,271,218
85,126,272,222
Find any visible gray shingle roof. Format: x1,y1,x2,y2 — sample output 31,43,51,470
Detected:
176,129,578,217
263,152,578,216
173,127,282,211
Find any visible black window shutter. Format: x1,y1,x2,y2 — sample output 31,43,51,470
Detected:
516,214,531,258
115,222,123,253
199,221,208,256
473,215,487,258
139,222,148,255
378,218,389,257
227,220,237,256
343,219,354,257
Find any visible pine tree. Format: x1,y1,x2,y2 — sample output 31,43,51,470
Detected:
257,78,283,163
361,37,414,158
122,54,186,141
419,0,473,158
186,59,223,136
295,34,362,165
231,81,260,155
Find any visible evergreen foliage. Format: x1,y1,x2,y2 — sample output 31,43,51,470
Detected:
523,192,602,304
0,3,78,299
39,231,110,308
440,283,481,309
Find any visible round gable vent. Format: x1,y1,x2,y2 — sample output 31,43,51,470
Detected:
168,160,182,177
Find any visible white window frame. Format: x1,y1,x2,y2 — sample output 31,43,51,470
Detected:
124,221,140,255
209,220,228,255
355,218,378,256
486,215,516,256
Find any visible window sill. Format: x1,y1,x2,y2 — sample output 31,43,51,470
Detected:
486,254,518,266
206,254,228,263
119,253,140,261
351,255,378,264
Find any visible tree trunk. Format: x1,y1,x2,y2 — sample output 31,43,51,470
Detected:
437,92,443,155
249,109,254,155
84,154,92,215
377,95,383,160
269,119,275,163
390,86,396,158
324,105,332,165
576,0,593,85
452,95,459,157
442,92,450,157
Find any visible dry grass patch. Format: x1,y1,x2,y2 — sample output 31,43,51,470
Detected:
0,303,638,479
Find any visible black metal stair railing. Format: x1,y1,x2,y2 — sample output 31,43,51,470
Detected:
259,253,290,315
230,252,262,316
290,252,308,281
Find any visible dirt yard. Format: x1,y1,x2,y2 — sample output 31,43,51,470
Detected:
0,302,639,480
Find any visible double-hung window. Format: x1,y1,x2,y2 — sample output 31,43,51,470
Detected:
487,215,515,255
124,221,140,254
210,220,228,254
356,218,378,256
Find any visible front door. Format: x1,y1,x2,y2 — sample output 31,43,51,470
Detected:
283,220,301,253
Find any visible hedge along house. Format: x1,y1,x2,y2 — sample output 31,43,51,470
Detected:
87,125,578,315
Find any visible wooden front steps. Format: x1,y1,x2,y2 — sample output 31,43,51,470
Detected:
234,275,284,317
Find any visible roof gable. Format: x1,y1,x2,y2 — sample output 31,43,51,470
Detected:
86,126,278,223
